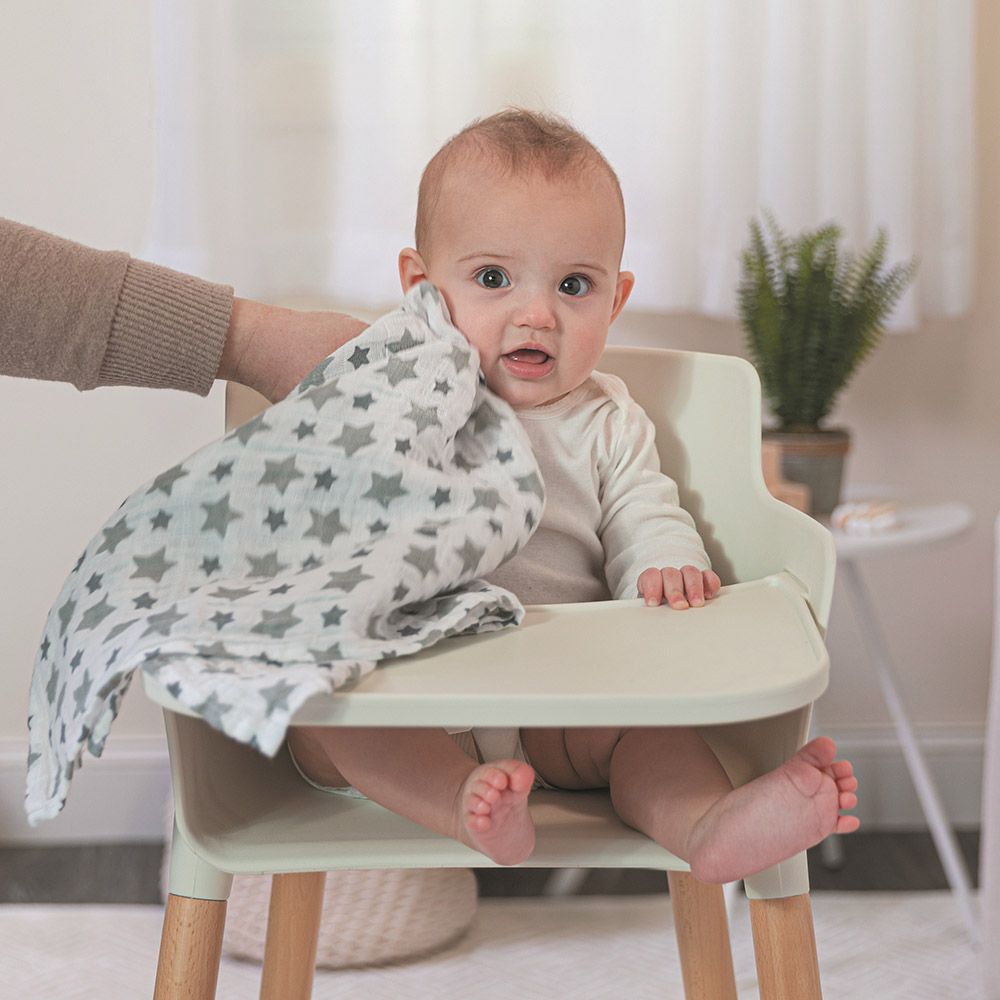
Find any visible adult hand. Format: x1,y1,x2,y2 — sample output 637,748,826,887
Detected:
218,298,368,403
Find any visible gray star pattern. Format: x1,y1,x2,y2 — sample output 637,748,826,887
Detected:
403,403,441,433
332,423,376,456
27,280,545,828
382,355,419,386
471,487,503,511
304,508,349,545
251,606,302,639
58,600,76,635
473,401,504,433
211,586,256,601
131,548,177,583
455,538,486,575
73,672,93,716
388,329,422,353
202,495,243,537
264,509,287,532
323,565,374,592
321,605,345,626
97,519,133,555
232,415,270,444
448,344,472,372
141,605,186,638
363,472,408,509
403,545,438,578
247,552,289,578
79,596,116,632
516,471,545,501
148,466,187,496
259,679,296,714
259,456,304,495
305,381,344,411
348,346,370,368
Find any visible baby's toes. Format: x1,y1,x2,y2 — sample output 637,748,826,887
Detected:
830,759,855,780
838,774,858,794
467,794,492,816
469,777,503,804
836,814,861,834
480,766,513,791
467,812,493,832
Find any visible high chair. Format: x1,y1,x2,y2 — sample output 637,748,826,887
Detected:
147,345,835,1000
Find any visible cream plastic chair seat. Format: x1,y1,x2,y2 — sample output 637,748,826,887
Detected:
149,346,835,1000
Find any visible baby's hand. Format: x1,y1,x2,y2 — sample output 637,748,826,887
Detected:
637,566,722,610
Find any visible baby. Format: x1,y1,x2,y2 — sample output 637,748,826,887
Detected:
287,109,858,882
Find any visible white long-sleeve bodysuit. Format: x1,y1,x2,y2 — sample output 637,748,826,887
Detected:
460,369,712,762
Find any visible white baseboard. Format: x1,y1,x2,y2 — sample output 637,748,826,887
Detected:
0,736,171,844
828,722,984,830
0,723,985,844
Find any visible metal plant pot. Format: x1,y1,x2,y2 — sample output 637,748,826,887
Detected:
763,428,850,516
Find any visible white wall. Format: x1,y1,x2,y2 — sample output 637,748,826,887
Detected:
0,2,996,840
0,3,224,839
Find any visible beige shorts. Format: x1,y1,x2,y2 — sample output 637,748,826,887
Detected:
289,726,555,798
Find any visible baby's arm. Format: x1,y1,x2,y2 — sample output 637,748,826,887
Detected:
595,375,713,600
637,565,722,610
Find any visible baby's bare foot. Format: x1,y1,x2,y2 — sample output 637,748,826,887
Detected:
685,737,859,884
457,760,536,866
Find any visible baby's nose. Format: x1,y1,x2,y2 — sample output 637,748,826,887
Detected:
514,291,557,330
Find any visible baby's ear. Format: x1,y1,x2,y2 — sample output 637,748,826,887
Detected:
610,271,635,323
398,248,429,293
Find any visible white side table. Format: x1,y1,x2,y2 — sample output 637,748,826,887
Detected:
821,499,978,945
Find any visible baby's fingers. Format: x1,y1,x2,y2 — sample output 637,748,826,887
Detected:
662,567,689,609
681,566,705,607
637,567,665,606
703,570,722,600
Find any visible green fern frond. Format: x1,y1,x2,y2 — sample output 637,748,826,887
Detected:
738,214,917,430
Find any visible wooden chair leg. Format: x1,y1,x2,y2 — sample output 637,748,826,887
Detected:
668,870,738,1000
153,893,227,1000
749,894,822,1000
260,871,327,1000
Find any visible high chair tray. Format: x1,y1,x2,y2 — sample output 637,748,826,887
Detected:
143,571,827,728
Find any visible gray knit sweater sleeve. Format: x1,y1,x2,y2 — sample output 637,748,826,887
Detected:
0,218,233,395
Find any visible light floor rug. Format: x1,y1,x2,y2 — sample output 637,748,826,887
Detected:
0,893,982,999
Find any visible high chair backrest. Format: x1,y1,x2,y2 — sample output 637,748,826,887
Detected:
596,346,835,628
227,344,834,628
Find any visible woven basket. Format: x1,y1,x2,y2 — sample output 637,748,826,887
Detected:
161,807,478,969
223,868,478,969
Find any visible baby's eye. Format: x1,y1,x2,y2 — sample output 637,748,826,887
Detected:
475,267,510,289
559,274,591,297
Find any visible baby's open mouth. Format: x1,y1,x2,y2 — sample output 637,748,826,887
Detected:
501,348,556,380
504,349,552,364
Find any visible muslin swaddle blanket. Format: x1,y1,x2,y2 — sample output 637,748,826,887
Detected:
25,281,544,824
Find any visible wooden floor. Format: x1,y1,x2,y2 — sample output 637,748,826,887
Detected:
0,831,980,904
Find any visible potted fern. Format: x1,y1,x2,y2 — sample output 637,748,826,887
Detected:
738,213,916,514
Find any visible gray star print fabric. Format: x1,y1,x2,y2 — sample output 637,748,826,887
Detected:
25,281,544,824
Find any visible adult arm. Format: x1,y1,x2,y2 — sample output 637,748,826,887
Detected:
0,218,366,401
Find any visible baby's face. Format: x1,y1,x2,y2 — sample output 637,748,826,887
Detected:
400,160,634,409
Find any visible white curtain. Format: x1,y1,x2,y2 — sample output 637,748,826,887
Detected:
145,0,974,328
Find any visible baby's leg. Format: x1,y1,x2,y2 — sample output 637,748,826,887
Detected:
286,726,536,865
607,729,859,883
523,727,858,883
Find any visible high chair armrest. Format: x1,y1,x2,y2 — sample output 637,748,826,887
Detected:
142,571,827,731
